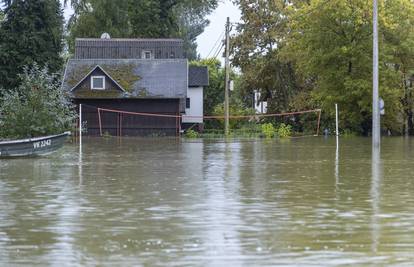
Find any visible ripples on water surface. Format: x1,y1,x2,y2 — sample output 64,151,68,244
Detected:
1,137,414,266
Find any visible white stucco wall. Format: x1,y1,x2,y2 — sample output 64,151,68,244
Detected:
183,86,203,123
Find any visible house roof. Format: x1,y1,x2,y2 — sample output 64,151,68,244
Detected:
76,38,184,42
62,59,188,99
188,66,209,87
74,38,185,59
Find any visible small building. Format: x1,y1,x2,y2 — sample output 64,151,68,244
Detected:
182,66,209,130
62,37,208,136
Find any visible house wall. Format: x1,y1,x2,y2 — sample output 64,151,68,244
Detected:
75,98,181,136
182,86,203,124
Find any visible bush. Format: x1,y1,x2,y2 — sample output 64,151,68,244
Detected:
261,123,275,138
212,100,256,130
276,123,292,138
185,129,199,138
0,64,77,139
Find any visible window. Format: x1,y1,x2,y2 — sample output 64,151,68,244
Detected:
142,50,152,59
186,98,190,109
91,76,105,90
170,52,175,58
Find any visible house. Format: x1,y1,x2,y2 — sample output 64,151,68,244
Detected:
62,36,208,136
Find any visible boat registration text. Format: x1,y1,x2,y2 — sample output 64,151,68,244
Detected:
33,139,52,149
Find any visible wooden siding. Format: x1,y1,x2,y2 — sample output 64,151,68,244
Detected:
75,39,184,59
75,99,181,136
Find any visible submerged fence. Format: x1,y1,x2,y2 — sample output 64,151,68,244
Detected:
73,104,322,138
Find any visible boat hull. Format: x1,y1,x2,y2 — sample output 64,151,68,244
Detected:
0,132,71,158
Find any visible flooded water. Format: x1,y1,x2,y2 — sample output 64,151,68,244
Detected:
1,137,414,266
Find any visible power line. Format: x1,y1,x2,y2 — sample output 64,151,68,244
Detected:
213,43,224,59
206,29,225,58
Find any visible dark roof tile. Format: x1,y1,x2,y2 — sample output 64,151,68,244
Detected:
188,66,209,87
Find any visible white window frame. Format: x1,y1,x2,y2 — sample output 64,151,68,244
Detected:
91,76,105,90
142,50,152,59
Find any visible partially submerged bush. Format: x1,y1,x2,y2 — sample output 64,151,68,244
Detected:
185,129,199,138
0,64,77,139
212,101,256,129
276,123,292,138
261,123,275,138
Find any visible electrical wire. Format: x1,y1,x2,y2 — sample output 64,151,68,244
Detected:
206,29,225,58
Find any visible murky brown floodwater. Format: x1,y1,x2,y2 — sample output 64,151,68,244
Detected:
1,137,414,266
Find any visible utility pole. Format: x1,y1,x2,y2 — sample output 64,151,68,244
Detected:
224,17,230,136
372,0,380,147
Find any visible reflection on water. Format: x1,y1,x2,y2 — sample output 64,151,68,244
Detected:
78,139,83,186
1,137,414,265
371,146,381,254
335,136,339,191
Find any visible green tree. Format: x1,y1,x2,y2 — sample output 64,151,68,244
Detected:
284,0,413,134
0,65,76,139
128,0,169,38
191,58,253,130
233,0,414,135
67,0,130,50
232,0,300,113
175,0,218,59
0,0,64,90
66,0,218,59
382,0,414,135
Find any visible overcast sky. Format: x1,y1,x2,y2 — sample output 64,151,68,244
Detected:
63,0,241,60
196,0,241,59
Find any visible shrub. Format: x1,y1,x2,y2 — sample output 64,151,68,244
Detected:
212,100,256,129
261,123,275,138
0,64,77,139
276,123,292,138
102,131,112,138
185,129,199,138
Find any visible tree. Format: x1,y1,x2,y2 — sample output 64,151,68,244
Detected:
175,0,219,59
0,0,64,90
191,58,254,130
0,65,76,139
284,0,414,134
66,0,218,59
232,0,300,113
382,0,414,135
67,0,130,50
233,0,414,135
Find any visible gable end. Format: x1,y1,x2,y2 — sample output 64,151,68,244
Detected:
70,65,126,93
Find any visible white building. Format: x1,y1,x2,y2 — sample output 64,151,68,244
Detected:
182,66,209,129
